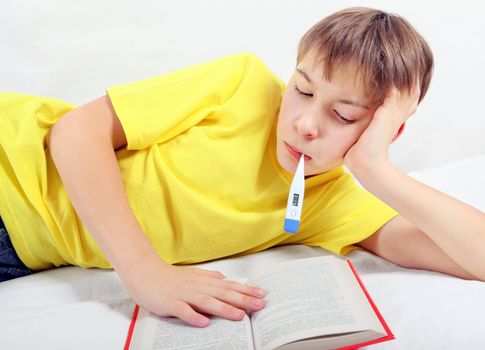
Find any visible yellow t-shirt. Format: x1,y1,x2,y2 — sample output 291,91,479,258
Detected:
0,52,397,270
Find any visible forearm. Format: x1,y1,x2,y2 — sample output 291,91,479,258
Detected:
47,111,166,276
357,162,485,279
45,98,269,327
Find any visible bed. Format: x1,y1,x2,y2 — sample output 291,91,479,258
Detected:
1,1,485,349
1,155,484,349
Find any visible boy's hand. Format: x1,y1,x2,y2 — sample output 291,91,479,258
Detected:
344,86,420,179
122,256,266,328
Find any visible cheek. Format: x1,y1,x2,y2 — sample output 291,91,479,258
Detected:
343,125,369,153
280,94,297,117
323,127,365,156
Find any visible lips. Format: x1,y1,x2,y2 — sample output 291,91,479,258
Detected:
285,142,312,161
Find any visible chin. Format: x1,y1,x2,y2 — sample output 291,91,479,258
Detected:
276,154,294,173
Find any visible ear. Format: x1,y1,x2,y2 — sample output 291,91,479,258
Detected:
391,123,405,142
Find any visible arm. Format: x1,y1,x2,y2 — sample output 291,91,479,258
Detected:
46,96,266,326
346,88,485,281
359,214,478,280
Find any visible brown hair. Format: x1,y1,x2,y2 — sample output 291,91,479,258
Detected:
297,7,434,103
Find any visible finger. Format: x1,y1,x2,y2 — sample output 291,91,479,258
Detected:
169,300,212,328
196,283,266,313
414,86,421,99
413,80,421,97
190,294,247,321
385,86,400,100
210,279,267,298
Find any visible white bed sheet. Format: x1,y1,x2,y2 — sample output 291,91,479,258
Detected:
1,154,484,349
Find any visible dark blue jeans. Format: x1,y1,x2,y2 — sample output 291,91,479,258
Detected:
0,215,32,282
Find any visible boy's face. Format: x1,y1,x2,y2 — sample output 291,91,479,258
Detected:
276,50,378,176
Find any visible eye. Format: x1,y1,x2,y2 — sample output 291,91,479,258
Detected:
333,110,355,124
294,85,313,97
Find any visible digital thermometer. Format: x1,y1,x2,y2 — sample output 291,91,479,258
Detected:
284,155,305,233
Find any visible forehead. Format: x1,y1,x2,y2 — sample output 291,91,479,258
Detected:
296,50,373,104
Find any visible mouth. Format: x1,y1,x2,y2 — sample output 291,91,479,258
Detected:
284,142,312,162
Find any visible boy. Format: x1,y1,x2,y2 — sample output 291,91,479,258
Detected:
0,7,484,329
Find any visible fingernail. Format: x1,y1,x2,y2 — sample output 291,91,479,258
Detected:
198,318,210,327
252,299,264,308
255,288,266,297
235,310,245,319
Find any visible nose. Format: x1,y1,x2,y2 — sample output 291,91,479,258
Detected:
295,111,319,139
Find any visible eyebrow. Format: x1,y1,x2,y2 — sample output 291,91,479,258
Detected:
296,68,370,110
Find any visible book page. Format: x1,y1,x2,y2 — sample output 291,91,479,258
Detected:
247,256,385,350
130,307,255,350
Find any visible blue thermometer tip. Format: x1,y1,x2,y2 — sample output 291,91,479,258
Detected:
284,218,300,233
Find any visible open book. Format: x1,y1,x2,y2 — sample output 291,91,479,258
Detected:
124,256,393,350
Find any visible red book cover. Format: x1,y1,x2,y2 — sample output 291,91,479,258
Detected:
336,260,395,350
124,304,140,350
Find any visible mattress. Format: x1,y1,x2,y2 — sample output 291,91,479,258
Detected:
1,154,484,349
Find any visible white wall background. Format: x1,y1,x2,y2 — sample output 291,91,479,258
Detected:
1,0,484,171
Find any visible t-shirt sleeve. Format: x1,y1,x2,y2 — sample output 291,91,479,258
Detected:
301,173,398,256
106,52,256,150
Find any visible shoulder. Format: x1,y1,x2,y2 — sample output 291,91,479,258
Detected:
247,53,285,87
220,52,276,73
207,52,286,109
164,52,274,81
224,52,285,91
